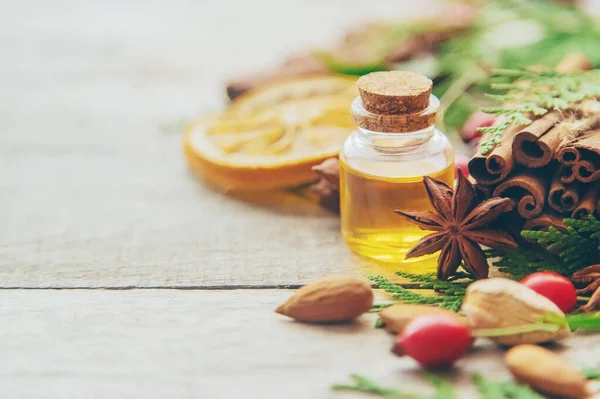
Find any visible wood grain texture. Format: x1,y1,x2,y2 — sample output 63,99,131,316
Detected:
3,2,600,398
1,289,598,399
0,0,439,288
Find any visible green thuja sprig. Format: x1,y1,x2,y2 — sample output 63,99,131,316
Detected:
567,216,600,240
369,276,443,306
369,272,470,312
521,216,600,273
478,68,600,154
473,374,544,399
485,247,568,280
396,271,472,297
332,374,455,399
332,374,547,399
487,216,600,279
332,374,409,398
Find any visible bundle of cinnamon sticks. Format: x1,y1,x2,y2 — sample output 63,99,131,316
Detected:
468,56,600,233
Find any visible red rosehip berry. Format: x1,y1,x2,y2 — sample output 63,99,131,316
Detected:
392,314,472,369
520,272,577,314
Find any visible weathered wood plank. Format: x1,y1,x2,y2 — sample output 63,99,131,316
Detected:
0,0,438,288
0,289,598,398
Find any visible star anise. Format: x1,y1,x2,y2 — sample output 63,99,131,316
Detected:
396,171,518,281
572,264,600,312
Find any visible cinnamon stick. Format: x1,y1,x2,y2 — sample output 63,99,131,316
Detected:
521,211,568,249
576,128,600,152
469,124,523,185
556,143,580,165
512,111,562,168
469,176,495,202
492,168,549,219
560,164,578,184
549,165,580,213
519,55,596,168
575,159,600,183
572,184,600,219
555,105,600,164
523,212,567,233
571,129,600,182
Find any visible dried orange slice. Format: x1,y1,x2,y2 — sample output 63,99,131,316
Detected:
184,76,357,191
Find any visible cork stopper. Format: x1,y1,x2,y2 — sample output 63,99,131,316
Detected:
357,71,433,115
351,95,440,133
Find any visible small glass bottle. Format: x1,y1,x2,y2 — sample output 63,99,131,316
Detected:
339,71,454,271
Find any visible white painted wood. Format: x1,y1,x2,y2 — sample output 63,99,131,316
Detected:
1,289,598,399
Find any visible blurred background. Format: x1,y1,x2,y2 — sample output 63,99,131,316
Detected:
2,0,600,282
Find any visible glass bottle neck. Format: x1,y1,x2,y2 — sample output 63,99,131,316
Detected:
355,125,436,153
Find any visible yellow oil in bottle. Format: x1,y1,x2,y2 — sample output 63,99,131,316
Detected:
340,159,455,271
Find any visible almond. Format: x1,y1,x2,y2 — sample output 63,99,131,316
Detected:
505,344,592,399
380,304,458,334
275,276,373,323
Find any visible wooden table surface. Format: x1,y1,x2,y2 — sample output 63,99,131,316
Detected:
2,1,599,398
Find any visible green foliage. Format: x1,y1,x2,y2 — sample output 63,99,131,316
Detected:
494,0,597,35
332,373,455,399
538,312,600,332
317,19,442,76
485,247,569,280
320,0,600,137
582,363,600,380
440,94,476,134
521,217,600,272
473,374,543,399
434,0,599,134
478,69,600,154
315,51,386,76
332,374,406,397
435,26,488,92
369,272,472,312
488,216,600,279
425,375,455,399
567,216,600,240
565,312,600,331
369,275,445,307
396,271,472,298
498,31,600,71
332,374,551,398
372,218,600,316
